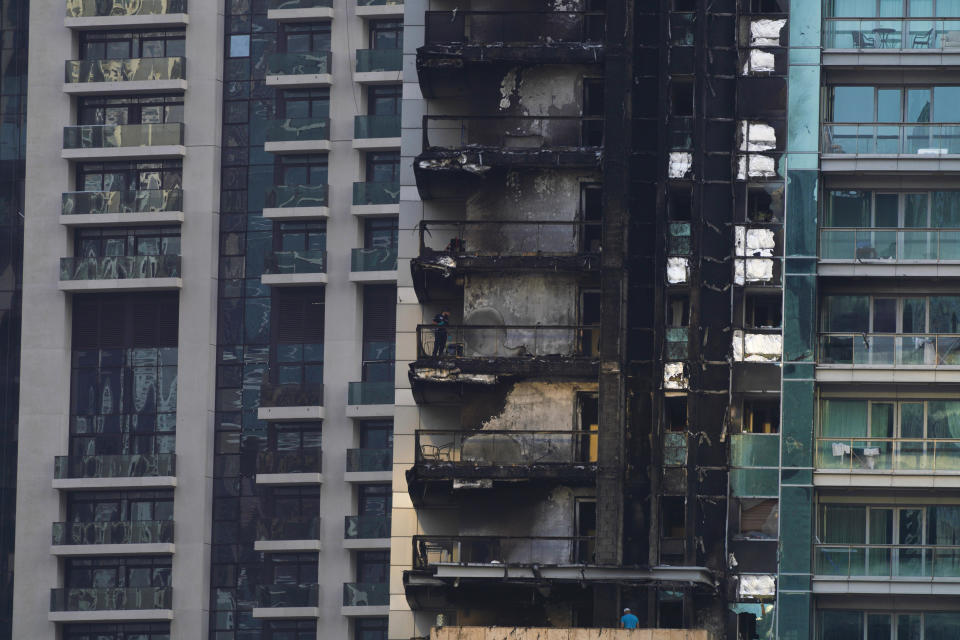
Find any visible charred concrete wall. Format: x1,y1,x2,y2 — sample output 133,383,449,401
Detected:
463,273,580,326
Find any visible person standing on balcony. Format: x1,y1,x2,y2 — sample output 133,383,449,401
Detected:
621,608,639,630
432,311,450,357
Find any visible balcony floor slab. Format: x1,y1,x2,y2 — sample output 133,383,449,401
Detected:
51,543,175,557
822,50,960,67
265,139,331,154
352,137,401,150
350,203,399,216
65,14,189,29
343,538,391,550
257,406,325,422
814,470,960,489
345,403,395,418
252,606,320,619
261,272,328,286
254,539,322,552
59,278,182,293
63,79,187,95
356,4,404,16
263,206,329,220
342,605,389,617
353,71,402,84
53,476,178,491
816,367,960,384
813,576,960,596
255,472,324,485
62,146,186,160
60,212,184,227
49,609,174,623
344,471,392,483
266,74,332,88
821,155,960,173
348,270,397,283
267,7,335,20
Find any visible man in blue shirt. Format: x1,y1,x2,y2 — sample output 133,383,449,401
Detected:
620,608,639,629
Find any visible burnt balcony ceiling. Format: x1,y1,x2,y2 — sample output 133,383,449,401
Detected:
417,10,605,98
414,116,603,200
410,220,601,302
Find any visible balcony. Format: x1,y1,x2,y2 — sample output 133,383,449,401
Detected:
353,114,400,149
347,381,394,407
408,430,597,498
255,516,321,552
350,247,397,282
414,535,596,571
815,437,960,487
411,220,601,301
346,448,391,474
354,49,402,82
267,0,334,21
356,0,403,17
418,11,604,97
265,117,331,153
351,181,399,214
256,447,323,484
64,57,186,93
259,381,324,422
344,514,390,544
53,454,176,492
415,116,602,198
266,52,332,87
818,333,960,381
342,582,388,613
49,587,172,623
814,544,960,594
819,227,960,276
262,250,327,286
59,255,182,292
823,18,960,64
62,123,185,160
61,189,184,226
52,521,174,556
252,583,320,619
821,123,960,172
66,0,188,29
264,184,329,219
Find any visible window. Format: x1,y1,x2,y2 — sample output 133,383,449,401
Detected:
271,288,325,387
743,398,780,433
229,34,250,58
827,0,960,17
364,218,398,251
63,622,171,640
735,498,778,539
580,183,603,252
65,556,171,589
668,295,690,327
269,422,322,452
275,221,326,253
78,95,183,126
665,396,687,431
78,161,182,192
276,154,328,187
75,227,181,257
669,186,692,220
582,78,604,146
264,553,317,585
660,496,685,564
369,20,403,49
820,398,960,439
67,491,174,523
365,151,399,183
358,484,391,516
355,618,388,640
672,0,695,10
824,190,960,228
367,85,401,116
80,30,185,59
671,79,694,117
359,420,394,450
745,293,782,328
830,85,960,123
822,294,960,334
356,551,389,583
818,610,960,640
362,285,396,382
280,89,329,119
282,22,331,53
265,620,317,640
262,486,321,524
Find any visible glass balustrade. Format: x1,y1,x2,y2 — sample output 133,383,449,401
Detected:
354,114,401,138
52,521,173,545
823,18,960,50
343,582,388,607
351,247,397,272
257,447,323,474
352,182,399,205
347,381,394,405
268,0,332,7
256,583,319,608
263,250,327,275
265,185,328,209
259,381,324,408
60,256,181,281
256,516,320,541
63,123,184,149
820,228,960,261
344,514,390,539
62,189,183,215
815,437,960,471
266,117,330,143
815,545,960,578
54,454,176,478
823,123,960,155
50,587,172,611
355,49,402,72
65,57,185,83
819,333,960,366
266,52,331,76
346,448,392,472
67,0,187,16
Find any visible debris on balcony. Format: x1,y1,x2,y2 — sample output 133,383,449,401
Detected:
732,330,783,362
736,154,776,180
669,151,692,178
664,362,688,390
735,227,775,258
734,258,774,285
742,50,775,75
739,122,776,152
667,257,689,284
750,19,785,47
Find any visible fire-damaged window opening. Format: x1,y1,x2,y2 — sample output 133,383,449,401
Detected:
671,79,694,117
749,0,788,12
744,292,782,329
665,396,688,432
734,498,778,540
742,397,780,434
669,185,692,220
746,184,784,223
668,295,690,327
660,496,686,565
672,0,695,11
657,590,684,629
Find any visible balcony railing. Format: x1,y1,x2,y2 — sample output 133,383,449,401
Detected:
356,49,401,72
416,324,599,359
60,255,181,281
343,582,388,607
65,57,185,83
815,544,960,578
50,587,172,612
256,583,319,608
423,115,602,150
54,454,176,479
257,447,323,474
823,123,960,155
344,514,390,539
346,448,392,472
424,11,605,45
67,0,188,16
62,189,183,215
266,117,330,142
352,181,399,205
267,51,331,76
413,535,597,568
820,228,960,261
263,250,327,275
265,184,328,209
259,381,324,408
354,114,401,138
415,430,596,465
351,247,398,271
360,0,402,4
347,381,394,405
823,18,960,50
63,123,184,149
815,437,960,472
269,0,332,8
418,220,603,257
256,516,320,540
818,333,960,367
52,520,173,546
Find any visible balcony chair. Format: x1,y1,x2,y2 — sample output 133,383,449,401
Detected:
852,31,876,48
913,27,936,48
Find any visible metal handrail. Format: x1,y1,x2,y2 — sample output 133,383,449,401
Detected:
819,227,960,262
417,219,602,256
815,436,960,471
415,429,597,465
822,122,960,155
424,10,606,45
422,115,603,150
822,17,960,50
814,543,960,578
413,534,597,569
415,324,600,359
818,332,960,366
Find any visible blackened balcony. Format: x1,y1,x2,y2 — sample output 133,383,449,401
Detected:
411,220,601,301
67,0,188,17
418,11,604,97
352,181,399,207
50,587,172,612
345,514,391,539
413,535,596,570
259,381,324,422
256,447,323,475
346,448,392,472
415,116,602,198
256,516,320,541
64,58,186,93
52,521,174,547
408,430,597,497
343,582,388,607
54,454,176,482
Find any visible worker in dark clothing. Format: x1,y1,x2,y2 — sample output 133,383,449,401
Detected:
432,311,450,356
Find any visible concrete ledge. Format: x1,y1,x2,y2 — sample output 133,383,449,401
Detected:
346,404,394,418
49,609,174,623
342,605,389,617
51,543,175,556
53,476,177,491
65,14,189,29
350,203,399,216
261,272,328,286
353,71,402,84
343,471,391,483
816,366,960,384
348,270,397,283
252,606,320,619
265,139,331,154
266,74,332,88
814,471,960,489
254,539,322,552
822,49,960,67
352,137,401,150
267,7,334,20
60,212,184,227
263,206,329,220
821,155,960,173
356,4,404,16
813,576,960,595
818,261,960,278
343,537,390,550
256,472,324,485
257,406,325,422
62,146,186,160
59,278,182,292
63,79,187,95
